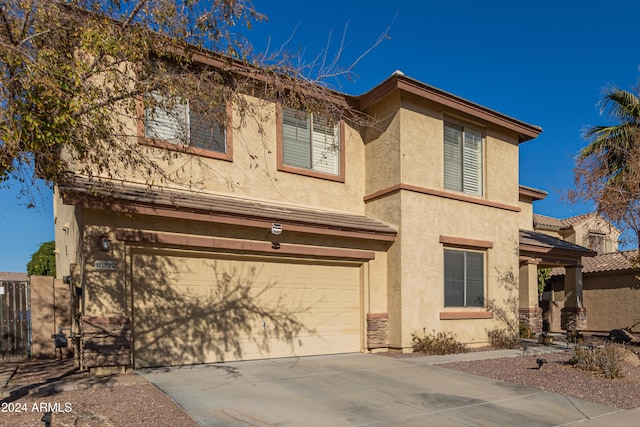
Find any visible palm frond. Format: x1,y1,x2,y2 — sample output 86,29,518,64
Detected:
598,86,640,123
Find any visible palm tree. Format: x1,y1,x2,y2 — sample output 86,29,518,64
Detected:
575,86,640,249
581,86,640,183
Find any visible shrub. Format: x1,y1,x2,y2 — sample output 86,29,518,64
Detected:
519,322,535,339
570,344,625,379
411,329,468,355
488,328,520,349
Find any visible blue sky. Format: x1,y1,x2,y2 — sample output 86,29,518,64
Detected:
1,0,640,272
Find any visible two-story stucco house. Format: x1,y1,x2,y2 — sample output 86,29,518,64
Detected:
54,61,594,372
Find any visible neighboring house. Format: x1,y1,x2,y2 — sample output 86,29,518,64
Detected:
547,250,640,333
533,213,640,332
54,58,594,371
535,213,639,332
533,213,620,254
517,201,597,336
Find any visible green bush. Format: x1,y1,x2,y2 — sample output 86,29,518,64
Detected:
411,329,468,355
488,328,520,349
570,344,625,379
519,322,535,339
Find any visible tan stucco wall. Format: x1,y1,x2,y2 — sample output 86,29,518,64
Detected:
484,127,520,206
397,95,444,190
518,198,534,231
54,189,84,280
548,272,640,332
364,92,522,209
583,273,640,331
395,192,520,348
362,89,523,349
364,193,403,345
519,262,538,308
571,217,620,253
363,91,402,195
78,95,367,216
30,276,71,358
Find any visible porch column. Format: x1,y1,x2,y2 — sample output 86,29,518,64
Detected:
561,265,587,330
519,260,542,334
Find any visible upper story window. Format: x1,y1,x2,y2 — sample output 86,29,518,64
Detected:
443,122,483,196
279,106,343,180
588,232,605,254
144,92,230,158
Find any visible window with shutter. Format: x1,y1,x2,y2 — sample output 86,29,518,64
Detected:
588,233,605,254
443,122,483,196
280,106,341,177
444,249,484,307
144,92,227,155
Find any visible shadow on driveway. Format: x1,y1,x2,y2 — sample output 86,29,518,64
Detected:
140,353,621,427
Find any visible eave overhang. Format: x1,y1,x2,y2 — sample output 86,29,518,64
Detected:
519,185,548,201
356,73,542,143
59,177,397,243
519,229,597,264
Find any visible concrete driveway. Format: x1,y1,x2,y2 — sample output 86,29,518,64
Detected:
139,353,622,427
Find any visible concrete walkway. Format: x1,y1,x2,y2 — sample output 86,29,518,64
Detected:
139,346,640,427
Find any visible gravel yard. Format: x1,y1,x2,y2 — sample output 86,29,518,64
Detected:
1,359,198,426
440,344,640,410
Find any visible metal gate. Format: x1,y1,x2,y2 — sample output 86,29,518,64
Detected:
0,279,31,360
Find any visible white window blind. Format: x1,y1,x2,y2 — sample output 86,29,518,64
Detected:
145,92,226,153
282,107,339,175
443,122,482,196
444,123,463,192
145,92,189,145
444,249,484,307
282,108,311,169
463,128,482,195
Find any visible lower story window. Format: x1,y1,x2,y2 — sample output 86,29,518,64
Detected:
444,249,484,307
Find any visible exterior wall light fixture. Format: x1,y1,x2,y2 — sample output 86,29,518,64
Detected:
100,235,111,252
271,223,282,235
270,223,282,250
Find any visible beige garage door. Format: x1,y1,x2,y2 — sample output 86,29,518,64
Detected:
131,250,361,368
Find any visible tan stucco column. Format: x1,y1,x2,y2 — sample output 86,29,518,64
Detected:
561,265,587,330
519,260,542,334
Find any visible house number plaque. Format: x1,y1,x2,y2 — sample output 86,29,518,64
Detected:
94,260,118,271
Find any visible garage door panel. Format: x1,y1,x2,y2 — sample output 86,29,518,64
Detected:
132,252,361,367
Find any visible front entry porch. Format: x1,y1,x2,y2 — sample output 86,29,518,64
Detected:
519,230,596,334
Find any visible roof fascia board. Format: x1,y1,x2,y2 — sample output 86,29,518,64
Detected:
519,243,596,259
62,195,397,242
357,75,542,142
519,186,548,201
161,45,350,108
116,230,376,261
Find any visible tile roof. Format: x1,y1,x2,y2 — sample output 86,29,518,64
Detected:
520,229,597,255
561,213,597,227
59,176,397,238
0,272,28,281
533,214,565,230
551,250,639,276
533,212,621,235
